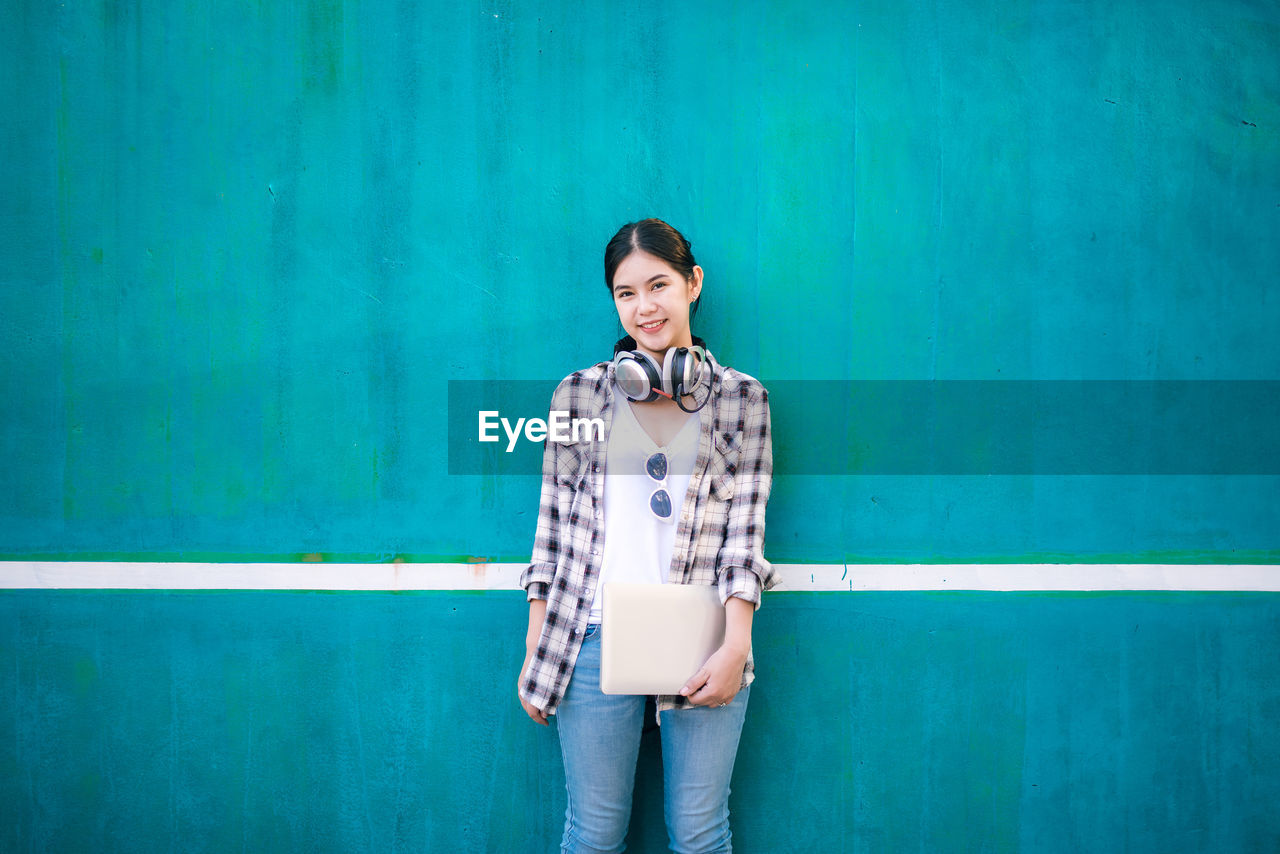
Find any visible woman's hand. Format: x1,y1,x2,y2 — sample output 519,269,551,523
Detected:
519,599,549,726
679,640,749,707
680,594,754,707
518,650,549,726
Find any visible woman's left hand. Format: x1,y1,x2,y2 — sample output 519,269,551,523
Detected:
680,641,749,707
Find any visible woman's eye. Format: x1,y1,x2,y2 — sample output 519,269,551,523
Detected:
652,281,667,290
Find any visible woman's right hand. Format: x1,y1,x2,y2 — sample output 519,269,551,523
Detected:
518,654,549,726
519,599,549,726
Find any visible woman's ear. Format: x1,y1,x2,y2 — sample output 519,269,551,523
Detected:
689,265,704,302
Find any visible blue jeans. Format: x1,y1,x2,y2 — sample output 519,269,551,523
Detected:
555,624,750,854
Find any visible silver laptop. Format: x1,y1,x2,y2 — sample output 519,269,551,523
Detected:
599,582,726,695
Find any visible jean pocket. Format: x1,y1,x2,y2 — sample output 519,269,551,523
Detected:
582,623,600,640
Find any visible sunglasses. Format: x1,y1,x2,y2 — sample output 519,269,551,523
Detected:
645,452,674,523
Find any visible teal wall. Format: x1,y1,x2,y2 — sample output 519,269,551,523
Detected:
3,0,1279,851
3,590,1278,853
2,0,1278,562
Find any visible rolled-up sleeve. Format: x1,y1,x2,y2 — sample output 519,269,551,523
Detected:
715,385,776,609
519,382,568,601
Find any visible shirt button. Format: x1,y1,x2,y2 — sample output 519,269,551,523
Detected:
593,464,600,472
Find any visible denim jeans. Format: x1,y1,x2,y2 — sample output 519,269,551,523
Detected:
555,624,750,854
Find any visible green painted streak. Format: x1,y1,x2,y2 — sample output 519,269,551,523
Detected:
2,590,1278,852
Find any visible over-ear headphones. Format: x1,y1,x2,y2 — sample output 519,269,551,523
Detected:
613,345,716,413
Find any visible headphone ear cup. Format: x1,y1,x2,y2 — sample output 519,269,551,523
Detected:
637,351,664,397
688,345,710,389
665,347,702,398
679,348,700,392
614,351,663,401
659,348,679,397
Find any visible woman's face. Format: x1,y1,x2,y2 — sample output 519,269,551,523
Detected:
611,250,703,365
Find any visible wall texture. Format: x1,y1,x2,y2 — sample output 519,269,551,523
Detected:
3,0,1278,562
2,0,1278,850
2,590,1278,852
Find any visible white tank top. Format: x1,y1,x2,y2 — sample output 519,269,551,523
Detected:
588,398,701,623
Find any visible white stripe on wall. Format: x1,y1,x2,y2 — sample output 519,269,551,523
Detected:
1,562,1276,591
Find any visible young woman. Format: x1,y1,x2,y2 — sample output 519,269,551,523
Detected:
517,218,775,854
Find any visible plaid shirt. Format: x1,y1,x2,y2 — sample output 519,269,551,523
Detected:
518,356,776,717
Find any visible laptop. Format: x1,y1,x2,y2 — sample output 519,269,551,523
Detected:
599,582,726,695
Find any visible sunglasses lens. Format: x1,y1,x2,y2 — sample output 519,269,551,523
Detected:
646,453,668,481
649,489,672,519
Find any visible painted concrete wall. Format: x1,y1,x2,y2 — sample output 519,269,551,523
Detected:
3,590,1279,853
3,0,1277,562
3,0,1279,851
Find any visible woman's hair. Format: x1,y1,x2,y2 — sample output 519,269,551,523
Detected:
605,218,702,354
